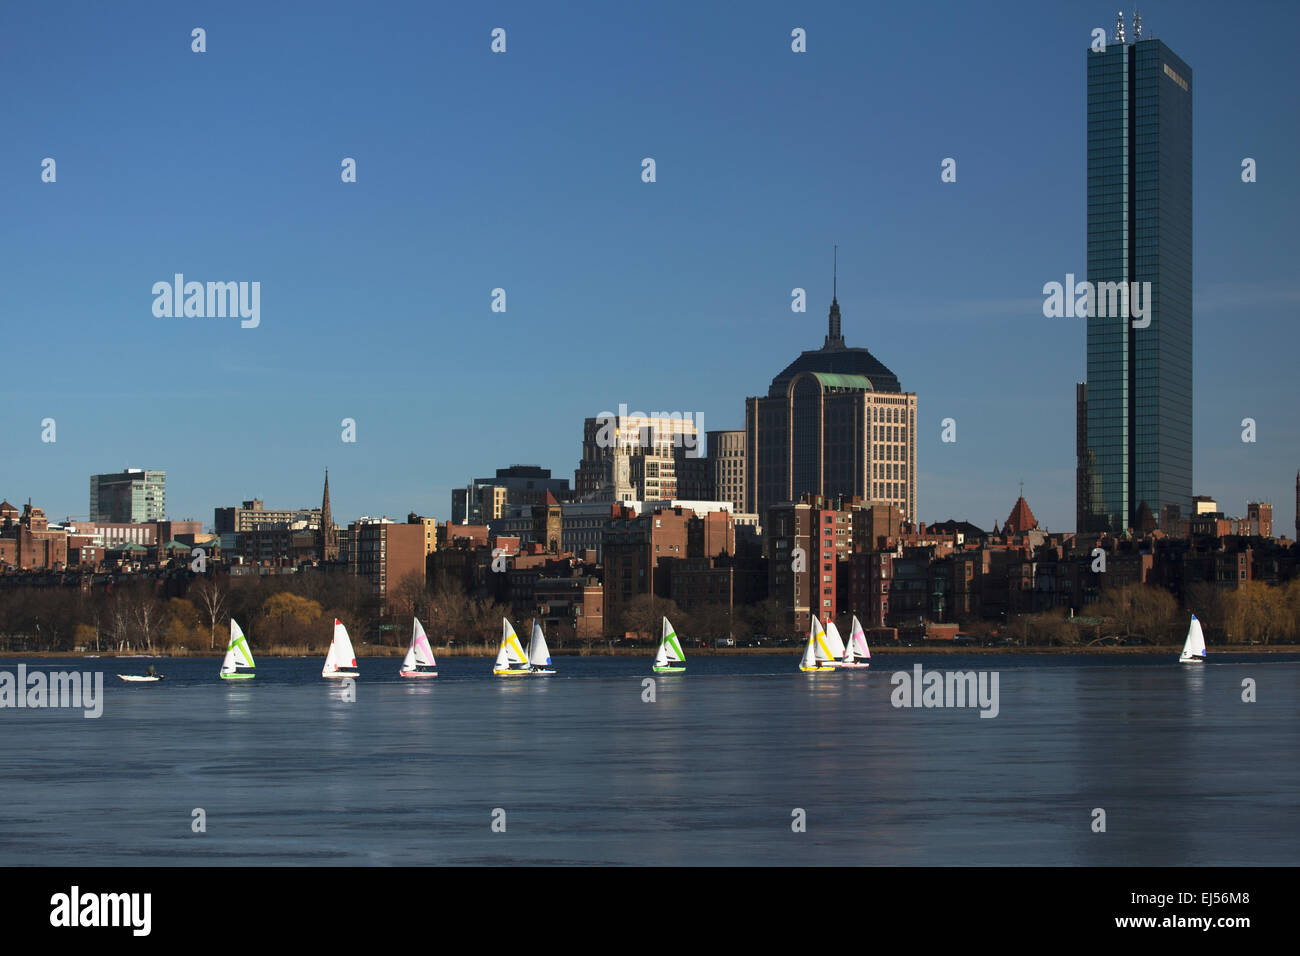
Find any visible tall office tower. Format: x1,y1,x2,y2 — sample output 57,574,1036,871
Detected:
574,414,701,503
1078,12,1193,533
707,429,746,512
89,468,166,523
745,257,916,524
1075,383,1092,534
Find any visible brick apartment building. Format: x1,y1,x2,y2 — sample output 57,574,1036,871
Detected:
349,518,426,601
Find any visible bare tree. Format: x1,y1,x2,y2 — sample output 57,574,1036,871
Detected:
192,577,229,649
388,571,428,640
128,587,164,651
741,598,790,643
106,592,133,651
685,602,733,646
619,594,678,644
468,596,512,645
431,581,472,640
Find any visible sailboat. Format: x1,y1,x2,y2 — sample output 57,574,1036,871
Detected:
399,618,437,678
526,619,556,675
839,614,871,669
799,615,837,672
823,619,847,666
322,619,360,679
220,619,256,680
493,618,531,676
1179,614,1207,664
652,616,686,674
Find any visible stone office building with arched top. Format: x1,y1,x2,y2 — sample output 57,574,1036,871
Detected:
745,291,917,525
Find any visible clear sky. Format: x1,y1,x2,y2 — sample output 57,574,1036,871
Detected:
2,1,1297,533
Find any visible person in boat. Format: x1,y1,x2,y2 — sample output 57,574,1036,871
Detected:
146,665,156,677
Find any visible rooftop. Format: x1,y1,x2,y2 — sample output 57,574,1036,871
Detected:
766,279,902,396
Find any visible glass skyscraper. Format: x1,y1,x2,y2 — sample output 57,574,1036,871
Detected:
89,468,167,523
1079,17,1192,534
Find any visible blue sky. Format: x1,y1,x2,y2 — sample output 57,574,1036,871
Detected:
2,1,1298,533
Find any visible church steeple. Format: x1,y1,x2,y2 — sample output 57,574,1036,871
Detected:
824,244,845,349
320,469,338,562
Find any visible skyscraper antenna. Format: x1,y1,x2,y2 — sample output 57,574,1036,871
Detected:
1115,11,1126,43
1133,9,1142,40
824,244,844,348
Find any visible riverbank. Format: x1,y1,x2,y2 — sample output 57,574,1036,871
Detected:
4,643,1299,658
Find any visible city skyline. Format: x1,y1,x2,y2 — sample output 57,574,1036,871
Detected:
3,1,1298,533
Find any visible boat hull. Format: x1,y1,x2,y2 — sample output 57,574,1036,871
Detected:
219,673,255,680
653,666,686,674
799,665,836,672
322,671,359,679
117,675,163,682
1179,657,1205,664
399,670,438,678
835,662,871,669
530,669,556,676
494,669,531,676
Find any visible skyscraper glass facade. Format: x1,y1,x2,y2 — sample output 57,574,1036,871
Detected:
1083,35,1192,533
89,469,167,523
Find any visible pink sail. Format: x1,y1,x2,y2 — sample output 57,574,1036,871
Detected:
400,618,438,677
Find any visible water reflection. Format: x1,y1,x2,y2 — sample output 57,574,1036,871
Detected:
1179,664,1206,718
221,685,254,719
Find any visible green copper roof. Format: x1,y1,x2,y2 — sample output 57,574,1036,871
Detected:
809,371,875,391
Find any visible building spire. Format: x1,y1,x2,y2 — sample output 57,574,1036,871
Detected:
824,244,844,349
320,468,338,562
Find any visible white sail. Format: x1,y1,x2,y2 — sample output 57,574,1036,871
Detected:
324,619,357,675
660,617,685,663
800,621,819,669
498,618,527,667
824,620,846,659
528,620,552,667
849,615,870,660
404,618,436,668
494,642,512,670
1180,614,1207,662
654,641,669,668
333,620,357,666
811,616,835,662
221,619,254,674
